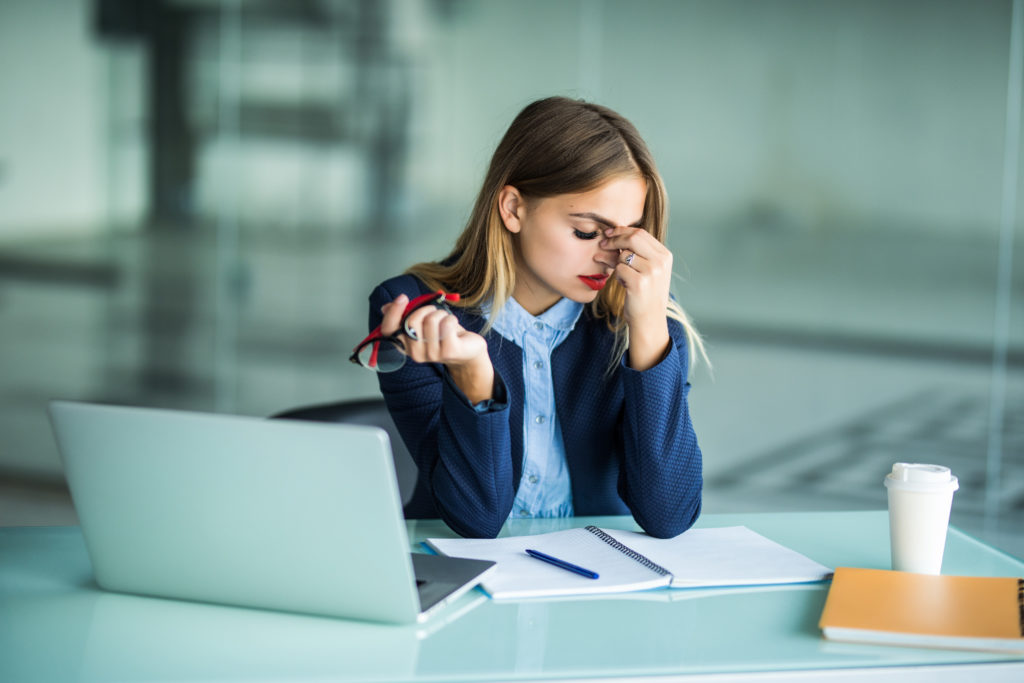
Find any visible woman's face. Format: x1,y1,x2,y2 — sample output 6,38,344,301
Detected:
501,175,647,315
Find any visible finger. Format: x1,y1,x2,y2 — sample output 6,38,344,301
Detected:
400,308,444,353
422,312,444,356
437,319,464,363
403,303,443,338
410,314,467,364
402,305,444,343
614,261,639,289
606,234,658,258
599,225,641,249
436,309,461,343
614,262,666,309
380,294,408,335
620,250,643,270
418,308,449,346
600,226,663,257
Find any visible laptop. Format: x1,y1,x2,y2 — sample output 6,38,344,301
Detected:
48,400,496,624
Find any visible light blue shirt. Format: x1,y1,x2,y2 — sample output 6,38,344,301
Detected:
489,296,584,520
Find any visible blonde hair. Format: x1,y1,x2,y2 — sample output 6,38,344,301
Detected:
407,96,707,372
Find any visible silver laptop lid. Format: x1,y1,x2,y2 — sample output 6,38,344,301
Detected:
49,400,422,623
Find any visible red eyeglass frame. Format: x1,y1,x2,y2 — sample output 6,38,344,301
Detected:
349,290,461,370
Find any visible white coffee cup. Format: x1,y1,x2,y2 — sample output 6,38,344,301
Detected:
884,463,959,574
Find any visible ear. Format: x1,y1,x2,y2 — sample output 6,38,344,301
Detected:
497,185,524,234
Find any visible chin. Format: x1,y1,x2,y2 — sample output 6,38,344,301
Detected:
566,288,601,304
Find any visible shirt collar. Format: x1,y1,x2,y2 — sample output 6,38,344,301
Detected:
488,296,584,342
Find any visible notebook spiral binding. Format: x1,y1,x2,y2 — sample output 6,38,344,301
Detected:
584,525,674,579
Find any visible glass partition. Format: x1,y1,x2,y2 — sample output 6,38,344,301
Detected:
0,0,1019,556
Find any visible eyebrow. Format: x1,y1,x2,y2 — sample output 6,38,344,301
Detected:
568,212,644,229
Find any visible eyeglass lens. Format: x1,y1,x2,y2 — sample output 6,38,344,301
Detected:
353,297,452,372
354,337,406,372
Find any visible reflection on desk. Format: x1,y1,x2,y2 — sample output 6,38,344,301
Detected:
2,511,1023,682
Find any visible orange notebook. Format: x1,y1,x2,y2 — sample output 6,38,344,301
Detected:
819,567,1024,653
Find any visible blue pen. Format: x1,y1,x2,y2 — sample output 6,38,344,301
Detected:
525,549,599,579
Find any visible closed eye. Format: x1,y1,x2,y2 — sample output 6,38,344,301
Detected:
573,229,600,240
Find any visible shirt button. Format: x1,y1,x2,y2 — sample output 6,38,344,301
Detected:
535,415,546,424
529,475,539,484
533,321,544,330
533,360,544,370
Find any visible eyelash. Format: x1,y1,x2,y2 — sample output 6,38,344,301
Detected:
573,229,600,240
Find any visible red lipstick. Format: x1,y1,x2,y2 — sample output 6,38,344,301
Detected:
578,274,609,291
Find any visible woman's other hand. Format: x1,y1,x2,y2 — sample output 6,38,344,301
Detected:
380,294,494,402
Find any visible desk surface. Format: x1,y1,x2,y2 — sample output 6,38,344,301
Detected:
2,510,1023,682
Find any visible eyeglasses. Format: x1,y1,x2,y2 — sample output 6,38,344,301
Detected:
349,290,461,372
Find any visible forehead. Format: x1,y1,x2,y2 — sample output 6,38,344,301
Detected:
550,176,647,225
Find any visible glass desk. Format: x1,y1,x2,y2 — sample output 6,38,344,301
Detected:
2,511,1022,682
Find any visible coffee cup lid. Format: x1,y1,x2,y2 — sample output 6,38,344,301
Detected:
884,462,959,492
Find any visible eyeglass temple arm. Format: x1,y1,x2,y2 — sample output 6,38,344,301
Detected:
363,291,460,338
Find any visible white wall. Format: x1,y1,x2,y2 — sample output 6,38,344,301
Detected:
411,0,1013,239
0,0,1015,243
0,0,111,241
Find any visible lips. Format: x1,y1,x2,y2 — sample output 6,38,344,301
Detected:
578,274,609,291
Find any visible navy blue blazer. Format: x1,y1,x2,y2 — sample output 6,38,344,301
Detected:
369,274,702,539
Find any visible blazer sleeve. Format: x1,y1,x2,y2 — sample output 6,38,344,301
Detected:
368,280,517,538
616,320,702,538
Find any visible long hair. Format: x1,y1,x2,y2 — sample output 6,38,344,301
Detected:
407,96,707,372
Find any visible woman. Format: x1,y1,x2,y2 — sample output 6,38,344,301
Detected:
354,96,706,539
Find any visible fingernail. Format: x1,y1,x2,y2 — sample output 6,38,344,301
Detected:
604,227,614,236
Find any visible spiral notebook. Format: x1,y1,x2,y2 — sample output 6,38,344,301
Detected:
425,525,832,600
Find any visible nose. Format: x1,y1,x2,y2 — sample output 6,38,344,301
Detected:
593,241,616,271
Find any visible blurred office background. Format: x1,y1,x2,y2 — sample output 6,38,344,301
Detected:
0,0,1021,556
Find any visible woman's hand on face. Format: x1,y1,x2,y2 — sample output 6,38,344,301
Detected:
598,226,673,328
379,294,495,402
597,226,673,370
